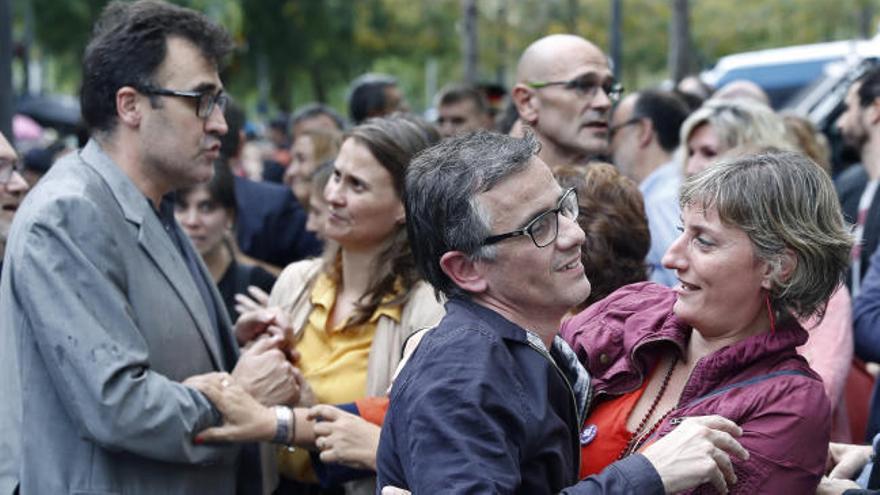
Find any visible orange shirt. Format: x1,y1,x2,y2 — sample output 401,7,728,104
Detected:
578,368,654,478
355,396,390,426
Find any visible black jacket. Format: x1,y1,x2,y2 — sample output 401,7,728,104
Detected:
837,165,880,290
233,176,321,268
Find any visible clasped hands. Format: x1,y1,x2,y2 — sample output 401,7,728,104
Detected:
185,304,312,442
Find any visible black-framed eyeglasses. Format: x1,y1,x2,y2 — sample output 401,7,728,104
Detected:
139,86,229,119
608,116,643,139
482,187,579,248
0,157,22,184
527,76,623,104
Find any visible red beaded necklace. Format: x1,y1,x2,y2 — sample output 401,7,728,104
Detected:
618,356,678,459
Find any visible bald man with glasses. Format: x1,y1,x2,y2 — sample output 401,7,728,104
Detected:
511,34,620,169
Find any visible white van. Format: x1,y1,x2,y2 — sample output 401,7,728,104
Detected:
702,36,880,109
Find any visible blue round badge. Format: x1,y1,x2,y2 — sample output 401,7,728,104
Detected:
580,424,598,445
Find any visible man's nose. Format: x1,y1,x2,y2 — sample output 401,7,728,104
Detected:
591,87,613,110
557,213,585,249
4,170,29,194
205,104,229,136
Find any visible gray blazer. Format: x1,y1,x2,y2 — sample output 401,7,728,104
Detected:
0,140,241,494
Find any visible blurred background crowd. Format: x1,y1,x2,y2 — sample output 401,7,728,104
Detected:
5,1,880,494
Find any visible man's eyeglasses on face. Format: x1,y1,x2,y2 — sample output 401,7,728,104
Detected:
482,187,579,248
0,158,22,184
139,86,229,119
527,76,623,104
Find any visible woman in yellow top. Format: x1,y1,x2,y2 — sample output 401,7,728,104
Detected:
237,115,444,493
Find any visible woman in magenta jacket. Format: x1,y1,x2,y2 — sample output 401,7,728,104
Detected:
562,150,852,494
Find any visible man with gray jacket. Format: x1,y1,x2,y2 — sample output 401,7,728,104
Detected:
0,2,298,493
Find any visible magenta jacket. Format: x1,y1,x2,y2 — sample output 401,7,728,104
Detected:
561,282,830,494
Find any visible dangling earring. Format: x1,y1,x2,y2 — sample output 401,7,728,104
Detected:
765,291,776,334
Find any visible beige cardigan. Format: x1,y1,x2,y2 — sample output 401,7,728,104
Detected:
267,258,445,397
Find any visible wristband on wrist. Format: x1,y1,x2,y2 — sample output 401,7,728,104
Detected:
272,406,294,445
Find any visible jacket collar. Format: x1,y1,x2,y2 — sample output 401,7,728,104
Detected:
447,296,532,344
80,139,148,225
678,316,808,395
634,309,810,400
447,297,592,420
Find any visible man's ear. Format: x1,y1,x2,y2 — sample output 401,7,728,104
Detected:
761,248,797,290
637,118,654,148
393,200,405,225
439,251,488,294
512,84,539,125
869,99,880,126
116,86,142,128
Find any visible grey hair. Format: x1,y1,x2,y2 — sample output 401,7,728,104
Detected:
406,131,541,298
680,98,793,159
680,150,853,321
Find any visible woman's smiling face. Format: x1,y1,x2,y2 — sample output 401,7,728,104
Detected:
662,204,772,340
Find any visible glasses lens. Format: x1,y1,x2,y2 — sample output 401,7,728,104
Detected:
567,77,595,97
567,77,621,102
529,210,558,247
197,93,213,119
198,92,229,119
606,83,623,102
216,93,229,114
0,160,14,183
560,189,579,219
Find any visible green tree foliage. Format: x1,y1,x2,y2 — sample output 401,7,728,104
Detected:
495,0,876,94
240,0,459,113
13,0,880,116
27,0,104,62
692,0,868,64
17,0,241,93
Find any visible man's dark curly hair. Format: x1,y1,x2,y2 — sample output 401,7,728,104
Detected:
80,0,233,133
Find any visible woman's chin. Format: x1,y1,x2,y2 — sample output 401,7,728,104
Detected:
671,298,698,327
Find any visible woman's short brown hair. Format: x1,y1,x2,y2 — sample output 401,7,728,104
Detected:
680,150,852,320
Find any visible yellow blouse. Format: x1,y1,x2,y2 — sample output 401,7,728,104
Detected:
297,271,402,404
279,271,402,481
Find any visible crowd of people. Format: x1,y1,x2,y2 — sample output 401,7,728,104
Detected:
2,1,880,494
